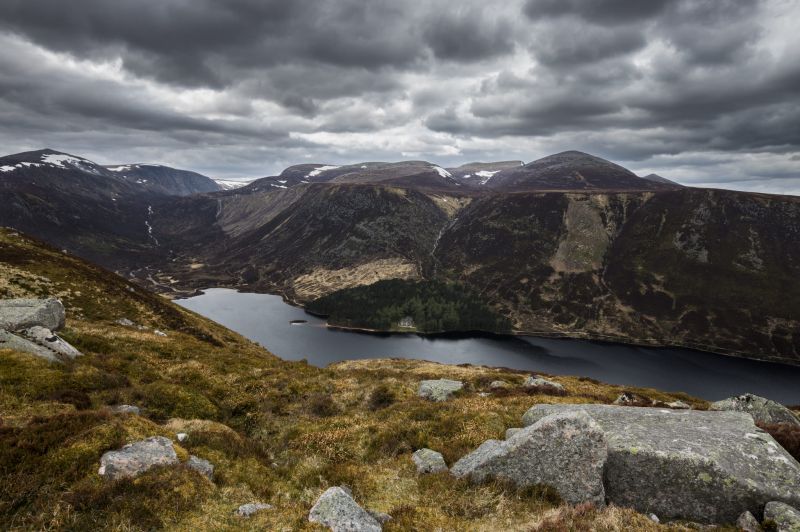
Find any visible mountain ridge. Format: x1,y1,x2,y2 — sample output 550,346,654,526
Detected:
1,147,797,364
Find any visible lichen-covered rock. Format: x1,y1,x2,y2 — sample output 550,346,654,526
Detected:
176,432,188,442
235,502,272,517
411,448,448,474
523,404,800,523
22,326,82,359
0,329,62,362
418,379,463,402
187,455,214,479
523,375,564,391
98,436,178,480
308,486,381,531
489,380,509,389
710,393,800,427
764,502,800,532
0,298,65,331
451,411,607,506
737,510,762,532
505,427,521,439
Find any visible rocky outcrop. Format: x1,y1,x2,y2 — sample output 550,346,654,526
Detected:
0,299,81,362
710,394,800,427
451,411,607,506
308,486,381,532
0,298,65,331
0,330,62,362
418,379,463,402
22,326,82,359
235,502,273,517
522,404,800,523
187,455,214,479
412,448,448,474
98,436,179,480
764,502,800,531
737,511,762,532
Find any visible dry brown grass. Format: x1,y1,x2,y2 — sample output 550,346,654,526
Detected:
0,227,729,530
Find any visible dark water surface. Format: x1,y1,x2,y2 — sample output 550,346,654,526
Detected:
176,288,800,403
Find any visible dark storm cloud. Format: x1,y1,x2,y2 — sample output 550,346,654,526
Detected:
524,0,671,24
0,0,797,192
423,10,515,61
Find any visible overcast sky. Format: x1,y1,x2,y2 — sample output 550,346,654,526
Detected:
1,0,799,193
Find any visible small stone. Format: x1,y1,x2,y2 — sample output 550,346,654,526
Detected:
308,486,381,532
649,513,659,523
154,330,167,337
235,502,272,517
98,436,178,480
523,376,564,391
412,448,448,474
764,501,800,532
176,432,188,442
477,392,491,397
418,379,463,402
489,380,509,389
116,318,134,327
736,510,762,532
111,404,140,415
667,400,691,410
187,455,214,479
710,393,800,427
613,392,647,406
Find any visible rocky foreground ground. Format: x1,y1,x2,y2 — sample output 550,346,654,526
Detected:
1,228,799,531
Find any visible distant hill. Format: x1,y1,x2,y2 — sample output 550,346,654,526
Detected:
2,147,798,364
105,164,222,195
487,151,678,191
641,173,684,187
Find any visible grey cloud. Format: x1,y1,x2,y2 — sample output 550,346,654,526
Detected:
423,10,515,61
0,0,797,194
524,0,671,25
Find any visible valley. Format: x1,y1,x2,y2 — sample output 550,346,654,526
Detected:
1,148,798,366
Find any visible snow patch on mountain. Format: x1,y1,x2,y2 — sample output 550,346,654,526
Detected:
475,170,500,184
431,166,453,179
307,165,340,178
214,178,252,190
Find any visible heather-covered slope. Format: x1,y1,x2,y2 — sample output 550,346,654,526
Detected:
0,227,713,530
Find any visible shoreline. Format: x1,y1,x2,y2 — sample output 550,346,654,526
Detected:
173,284,800,368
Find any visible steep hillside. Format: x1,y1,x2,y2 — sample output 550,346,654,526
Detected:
105,164,222,196
434,190,800,364
0,227,708,530
0,149,163,269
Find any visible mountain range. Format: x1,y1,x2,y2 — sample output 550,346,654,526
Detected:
1,147,797,365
